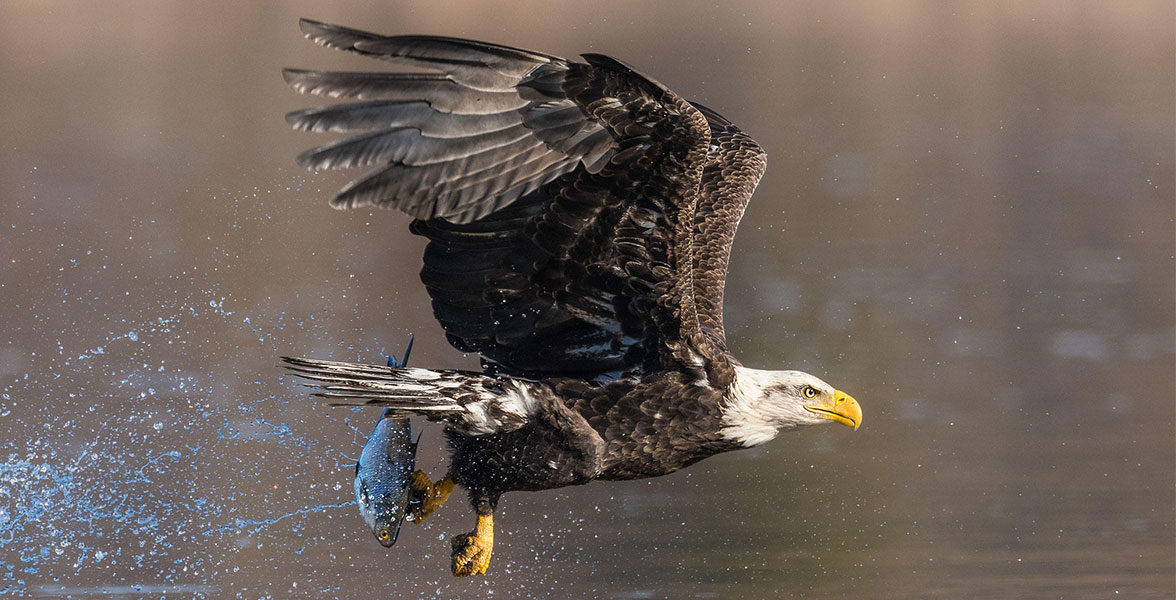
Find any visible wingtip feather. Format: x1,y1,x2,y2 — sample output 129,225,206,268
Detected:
281,68,304,86
298,18,325,34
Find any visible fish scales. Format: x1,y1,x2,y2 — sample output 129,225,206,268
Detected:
354,336,419,546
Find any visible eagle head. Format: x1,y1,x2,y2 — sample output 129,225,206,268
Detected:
720,366,862,447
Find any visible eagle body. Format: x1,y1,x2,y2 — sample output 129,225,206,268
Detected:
446,368,741,512
280,19,863,576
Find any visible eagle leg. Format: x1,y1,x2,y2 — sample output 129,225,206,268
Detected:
450,512,494,577
407,470,456,523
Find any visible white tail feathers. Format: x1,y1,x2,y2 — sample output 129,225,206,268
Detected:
281,356,537,435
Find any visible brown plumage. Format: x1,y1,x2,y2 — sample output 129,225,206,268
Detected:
280,19,861,577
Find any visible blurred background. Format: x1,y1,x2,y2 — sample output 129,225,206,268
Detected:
1,1,1172,598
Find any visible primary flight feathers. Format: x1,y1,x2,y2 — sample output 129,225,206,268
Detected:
284,19,766,380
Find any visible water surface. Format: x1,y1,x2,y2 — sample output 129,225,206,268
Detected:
1,2,1172,598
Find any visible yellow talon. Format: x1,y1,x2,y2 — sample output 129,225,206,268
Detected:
451,514,494,577
407,470,455,523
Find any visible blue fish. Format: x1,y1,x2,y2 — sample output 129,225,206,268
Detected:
354,336,419,547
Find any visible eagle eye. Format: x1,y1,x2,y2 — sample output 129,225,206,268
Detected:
802,385,818,399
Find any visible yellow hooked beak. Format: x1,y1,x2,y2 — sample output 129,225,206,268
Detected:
804,389,862,430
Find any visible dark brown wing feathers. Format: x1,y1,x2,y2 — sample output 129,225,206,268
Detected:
283,20,607,219
689,103,768,348
286,21,765,383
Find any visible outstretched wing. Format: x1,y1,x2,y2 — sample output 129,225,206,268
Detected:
286,20,735,379
689,103,767,350
283,20,614,222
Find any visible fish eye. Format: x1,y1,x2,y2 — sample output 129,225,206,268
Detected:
378,529,389,540
802,385,818,399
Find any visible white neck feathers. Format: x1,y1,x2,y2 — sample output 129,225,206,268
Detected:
719,366,817,447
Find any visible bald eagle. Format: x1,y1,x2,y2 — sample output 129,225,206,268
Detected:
280,19,862,577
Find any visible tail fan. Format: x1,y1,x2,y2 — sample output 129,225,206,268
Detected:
281,356,536,435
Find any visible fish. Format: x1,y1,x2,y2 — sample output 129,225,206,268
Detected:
354,335,419,547
355,413,417,546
